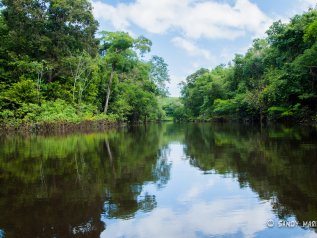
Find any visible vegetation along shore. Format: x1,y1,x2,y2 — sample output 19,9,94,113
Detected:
0,1,317,132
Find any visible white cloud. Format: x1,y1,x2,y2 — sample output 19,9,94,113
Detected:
298,0,317,11
283,0,317,18
168,74,184,97
92,0,272,40
301,0,317,6
92,2,130,31
100,198,273,238
293,232,317,238
178,178,216,202
171,37,212,60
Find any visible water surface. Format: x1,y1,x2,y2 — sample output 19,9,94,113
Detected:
0,123,317,238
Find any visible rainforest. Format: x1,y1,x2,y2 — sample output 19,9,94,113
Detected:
1,1,317,238
0,1,317,127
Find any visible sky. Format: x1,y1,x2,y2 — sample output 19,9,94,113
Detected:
91,0,317,97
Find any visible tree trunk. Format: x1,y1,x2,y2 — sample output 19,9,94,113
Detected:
104,69,114,114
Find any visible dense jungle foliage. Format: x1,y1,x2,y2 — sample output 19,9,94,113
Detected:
0,0,170,125
180,8,317,123
1,1,316,125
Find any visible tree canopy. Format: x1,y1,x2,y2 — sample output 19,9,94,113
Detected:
180,8,317,123
0,1,170,125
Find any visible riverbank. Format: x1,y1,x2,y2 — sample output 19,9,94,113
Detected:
0,119,124,135
177,114,317,125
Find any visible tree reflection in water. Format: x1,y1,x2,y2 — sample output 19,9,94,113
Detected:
0,124,172,237
0,123,317,237
183,123,317,231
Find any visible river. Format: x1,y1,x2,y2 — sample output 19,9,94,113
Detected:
0,123,317,238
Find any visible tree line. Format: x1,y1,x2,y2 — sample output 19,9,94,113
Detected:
0,0,170,125
179,8,317,123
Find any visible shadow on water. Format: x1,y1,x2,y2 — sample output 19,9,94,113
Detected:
0,122,316,237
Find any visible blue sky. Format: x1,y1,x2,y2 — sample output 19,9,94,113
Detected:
91,0,316,97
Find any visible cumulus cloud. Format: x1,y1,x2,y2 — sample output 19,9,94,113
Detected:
100,198,273,238
297,0,317,11
288,0,317,15
92,0,272,40
178,178,217,202
302,0,317,6
168,74,184,97
172,37,212,60
293,232,317,238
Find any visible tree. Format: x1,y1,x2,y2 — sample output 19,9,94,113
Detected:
64,51,99,106
99,32,151,114
180,7,317,122
149,56,170,97
0,0,170,123
0,0,99,83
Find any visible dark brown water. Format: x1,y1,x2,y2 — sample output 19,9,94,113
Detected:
0,123,317,238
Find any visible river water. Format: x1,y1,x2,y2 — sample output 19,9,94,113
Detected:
0,123,317,238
